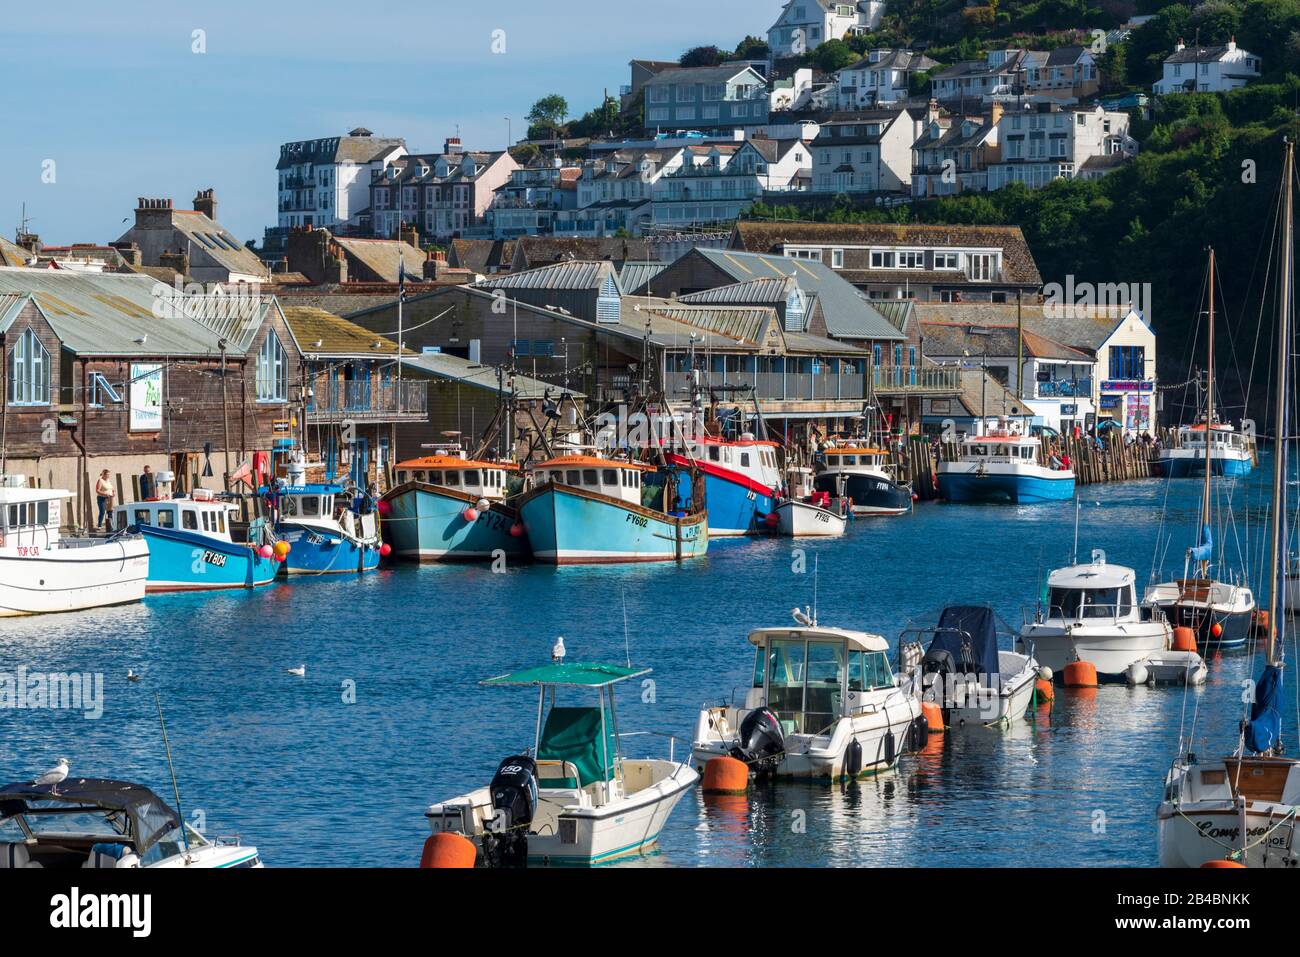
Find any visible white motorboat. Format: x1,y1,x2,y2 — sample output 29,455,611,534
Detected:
1020,553,1186,680
774,467,847,537
0,775,261,868
425,659,697,866
903,605,1041,727
0,477,148,616
937,426,1075,504
691,609,925,781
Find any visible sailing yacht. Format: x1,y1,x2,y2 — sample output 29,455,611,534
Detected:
1157,141,1298,868
1143,247,1256,651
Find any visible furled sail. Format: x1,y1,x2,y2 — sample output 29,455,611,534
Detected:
1188,524,1213,562
1244,664,1284,754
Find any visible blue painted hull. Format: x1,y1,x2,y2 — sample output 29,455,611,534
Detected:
518,484,708,564
940,471,1075,504
277,522,381,575
135,524,279,592
1158,455,1253,478
382,484,530,561
672,467,773,536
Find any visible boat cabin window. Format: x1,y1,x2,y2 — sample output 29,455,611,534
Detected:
1050,585,1132,619
444,470,460,486
421,470,437,484
602,469,618,486
463,469,480,487
156,508,175,529
565,469,580,485
848,650,894,692
740,452,750,468
135,508,152,527
708,447,720,462
6,501,50,529
182,509,198,530
764,638,846,735
549,470,563,483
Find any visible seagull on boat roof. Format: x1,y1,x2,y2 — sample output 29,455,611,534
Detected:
34,758,70,793
286,664,306,677
551,636,565,663
127,669,141,682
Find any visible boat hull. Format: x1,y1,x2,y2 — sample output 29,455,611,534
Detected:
666,454,773,536
814,470,911,515
938,467,1075,504
133,524,278,592
1158,805,1297,867
518,483,708,565
1157,451,1253,478
1162,603,1254,651
1021,621,1171,677
0,538,149,616
276,521,381,575
382,483,529,562
775,500,845,537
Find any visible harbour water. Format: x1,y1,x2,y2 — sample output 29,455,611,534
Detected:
1,465,1290,867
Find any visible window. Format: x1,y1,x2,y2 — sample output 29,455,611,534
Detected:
182,510,198,530
511,339,529,357
831,248,844,269
582,469,598,485
8,328,50,405
740,452,750,467
968,254,993,281
602,469,618,485
898,250,923,269
463,470,480,486
300,497,320,517
134,508,151,527
257,331,288,402
1109,345,1145,380
88,372,121,408
934,252,959,270
157,508,175,529
870,250,895,268
444,470,460,486
565,470,580,485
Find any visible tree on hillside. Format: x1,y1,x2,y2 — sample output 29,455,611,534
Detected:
732,35,770,60
526,94,570,138
680,45,724,67
567,96,621,138
1124,4,1192,86
1189,0,1243,41
1238,0,1300,78
811,38,859,72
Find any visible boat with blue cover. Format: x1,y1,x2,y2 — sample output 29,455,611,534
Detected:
111,489,279,592
383,451,528,562
664,434,781,535
517,456,707,565
938,427,1075,504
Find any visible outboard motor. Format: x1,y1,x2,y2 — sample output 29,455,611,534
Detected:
729,707,786,777
482,755,537,867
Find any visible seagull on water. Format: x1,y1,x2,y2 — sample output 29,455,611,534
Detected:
34,758,70,793
127,669,141,682
286,664,306,677
551,636,565,663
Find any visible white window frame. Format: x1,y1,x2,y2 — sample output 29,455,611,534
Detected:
257,331,288,402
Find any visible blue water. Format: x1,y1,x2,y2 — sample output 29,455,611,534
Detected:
2,466,1293,867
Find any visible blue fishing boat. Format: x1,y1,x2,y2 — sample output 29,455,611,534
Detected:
1157,422,1254,477
664,435,781,535
111,491,279,592
937,429,1075,504
267,481,382,575
517,456,708,564
383,453,529,562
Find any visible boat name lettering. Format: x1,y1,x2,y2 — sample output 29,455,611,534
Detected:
625,514,649,528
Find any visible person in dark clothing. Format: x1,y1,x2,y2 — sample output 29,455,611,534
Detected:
139,465,155,501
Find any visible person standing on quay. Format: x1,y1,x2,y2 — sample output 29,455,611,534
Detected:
139,465,155,501
95,469,115,531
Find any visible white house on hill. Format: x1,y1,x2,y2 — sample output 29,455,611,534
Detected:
1153,38,1260,94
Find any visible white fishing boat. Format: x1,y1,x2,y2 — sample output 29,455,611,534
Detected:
0,775,261,868
774,466,847,537
0,476,148,616
1157,420,1253,478
902,605,1041,727
1158,144,1300,869
424,659,697,866
691,609,925,781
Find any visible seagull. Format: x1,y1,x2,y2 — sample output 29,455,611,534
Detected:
134,334,147,346
286,664,306,677
551,636,566,663
127,669,141,682
34,758,70,793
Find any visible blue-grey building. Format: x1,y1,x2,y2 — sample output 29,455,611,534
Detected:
642,65,770,134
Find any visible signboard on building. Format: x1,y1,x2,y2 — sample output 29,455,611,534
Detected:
129,363,163,432
1101,380,1154,392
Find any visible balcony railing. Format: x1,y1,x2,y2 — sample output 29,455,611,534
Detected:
662,370,865,402
1036,378,1092,398
872,366,962,394
305,378,428,422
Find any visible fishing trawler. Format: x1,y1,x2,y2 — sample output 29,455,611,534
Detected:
937,426,1075,504
664,434,781,535
814,441,912,516
1157,420,1254,478
262,446,381,575
517,456,707,564
424,657,698,866
383,449,528,561
0,476,148,616
691,609,924,781
110,479,279,591
1157,143,1299,868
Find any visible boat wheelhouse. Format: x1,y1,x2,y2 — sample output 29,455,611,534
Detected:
425,661,698,866
517,456,707,565
0,776,261,868
1157,422,1253,478
692,614,924,781
383,452,527,562
814,444,912,516
269,481,381,575
0,478,148,616
937,430,1075,504
110,491,278,592
665,434,781,536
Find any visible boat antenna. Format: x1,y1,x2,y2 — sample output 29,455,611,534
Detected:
154,694,189,852
621,588,631,668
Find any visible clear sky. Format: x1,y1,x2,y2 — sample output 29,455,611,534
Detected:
0,0,766,247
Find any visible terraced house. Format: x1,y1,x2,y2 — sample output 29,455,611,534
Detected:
370,138,517,240
809,111,922,195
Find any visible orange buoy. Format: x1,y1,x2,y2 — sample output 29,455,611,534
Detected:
1172,626,1198,653
921,700,944,734
1255,610,1271,637
1201,859,1247,868
1035,678,1055,702
419,832,477,868
1211,621,1224,638
1063,660,1099,688
702,756,749,795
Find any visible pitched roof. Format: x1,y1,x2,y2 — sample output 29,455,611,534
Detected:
918,319,1092,362
277,133,406,170
281,305,408,357
331,236,424,283
730,221,1043,287
1164,44,1244,64
0,237,34,268
398,352,582,399
513,236,652,269
841,50,939,73
618,260,670,293
448,239,515,274
678,275,796,306
910,302,1128,353
473,260,619,292
644,64,763,87
165,210,267,279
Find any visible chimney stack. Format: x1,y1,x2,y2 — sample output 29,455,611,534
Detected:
1175,38,1186,53
444,136,463,155
194,188,217,221
135,197,175,229
159,248,189,279
989,101,1004,127
399,223,420,249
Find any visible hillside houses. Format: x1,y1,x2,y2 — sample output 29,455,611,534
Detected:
833,49,939,109
767,1,886,59
1153,38,1261,94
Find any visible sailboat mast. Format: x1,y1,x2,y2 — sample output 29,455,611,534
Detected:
1202,248,1215,576
1267,140,1294,665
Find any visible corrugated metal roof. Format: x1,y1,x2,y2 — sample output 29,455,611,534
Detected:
643,304,777,345
678,276,794,306
618,260,669,294
399,352,583,399
473,260,618,292
282,305,406,357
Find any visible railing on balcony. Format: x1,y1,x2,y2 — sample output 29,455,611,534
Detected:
662,370,866,402
305,377,428,421
872,366,962,393
1036,378,1092,398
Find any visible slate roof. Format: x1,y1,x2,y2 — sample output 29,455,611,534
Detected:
918,319,1093,362
448,239,515,274
1164,44,1242,64
398,352,583,400
277,132,406,171
910,302,1129,354
840,50,939,73
116,209,268,280
644,64,764,87
513,236,652,269
332,236,425,283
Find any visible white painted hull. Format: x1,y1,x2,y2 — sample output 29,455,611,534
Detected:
1020,620,1170,676
936,662,1039,727
1158,804,1297,867
775,500,846,537
0,538,149,617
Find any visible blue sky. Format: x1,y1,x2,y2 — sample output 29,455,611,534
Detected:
0,1,766,246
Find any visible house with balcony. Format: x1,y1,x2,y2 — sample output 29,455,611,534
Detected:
1020,46,1100,101
729,220,1043,303
1153,38,1260,94
643,65,770,134
370,138,517,241
988,102,1134,190
650,137,810,231
910,103,1001,197
768,1,886,59
487,160,581,239
809,111,922,195
560,148,681,237
931,49,1030,104
834,49,939,109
